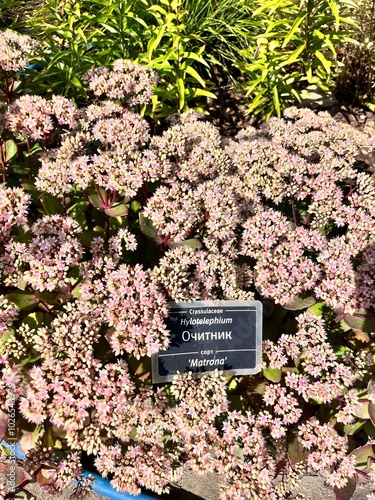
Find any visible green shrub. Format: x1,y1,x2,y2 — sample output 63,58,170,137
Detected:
239,0,358,119
21,0,214,118
181,0,258,82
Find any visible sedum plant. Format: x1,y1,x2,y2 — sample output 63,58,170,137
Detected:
0,30,375,500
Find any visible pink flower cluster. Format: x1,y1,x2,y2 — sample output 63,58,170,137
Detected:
264,311,357,404
0,185,30,243
2,95,375,499
0,296,18,337
1,215,84,292
6,95,78,141
36,108,151,197
85,59,158,105
77,237,169,359
0,30,38,72
298,419,356,488
153,247,253,301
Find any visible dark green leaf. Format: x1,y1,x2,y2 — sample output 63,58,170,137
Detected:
39,193,64,215
5,292,38,312
67,200,89,218
343,311,375,333
139,213,162,245
284,295,316,311
350,444,375,470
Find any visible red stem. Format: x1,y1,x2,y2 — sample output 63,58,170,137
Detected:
94,184,106,206
183,211,209,239
291,197,298,226
2,70,12,104
344,181,356,200
0,142,6,183
28,286,52,313
141,183,149,203
109,189,117,208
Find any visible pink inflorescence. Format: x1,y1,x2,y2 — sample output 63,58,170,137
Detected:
0,30,38,72
84,59,158,105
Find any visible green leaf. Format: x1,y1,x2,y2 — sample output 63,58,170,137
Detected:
21,312,45,330
280,42,306,67
184,65,206,87
315,49,331,74
147,24,166,60
104,203,128,217
88,188,106,210
328,0,340,30
5,292,38,312
262,367,282,382
363,420,375,437
187,88,216,99
350,444,375,470
169,238,202,250
308,301,325,317
272,86,280,117
343,420,366,436
343,311,375,333
181,50,209,67
139,213,162,245
282,12,307,48
5,140,17,163
67,200,89,218
284,295,316,311
39,193,64,215
70,75,83,88
177,78,185,110
353,400,370,420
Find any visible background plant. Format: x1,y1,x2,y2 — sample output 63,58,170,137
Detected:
21,0,215,118
336,0,375,109
135,0,215,117
239,0,358,119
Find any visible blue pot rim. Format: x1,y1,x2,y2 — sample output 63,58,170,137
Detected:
2,441,158,500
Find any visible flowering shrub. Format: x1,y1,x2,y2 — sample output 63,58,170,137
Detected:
0,30,375,500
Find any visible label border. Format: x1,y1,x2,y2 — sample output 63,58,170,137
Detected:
152,299,263,383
